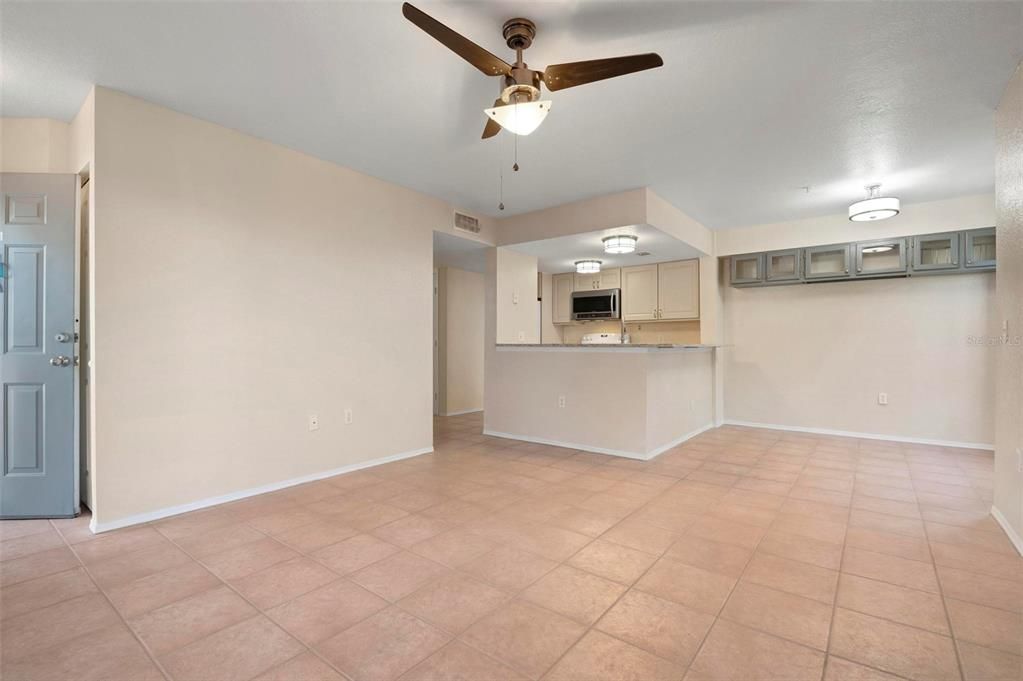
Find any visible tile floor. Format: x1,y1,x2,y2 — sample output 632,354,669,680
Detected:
1,412,1020,681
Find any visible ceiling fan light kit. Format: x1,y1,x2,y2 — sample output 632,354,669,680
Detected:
401,3,663,139
849,184,901,222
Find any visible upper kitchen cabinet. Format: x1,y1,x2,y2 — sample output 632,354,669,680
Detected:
804,244,851,280
964,228,996,269
621,264,658,321
657,259,700,320
911,232,960,272
730,253,764,285
575,267,621,291
552,272,575,324
765,249,801,283
854,238,907,277
622,259,699,321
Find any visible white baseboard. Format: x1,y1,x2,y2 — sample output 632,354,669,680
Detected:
443,408,483,417
990,505,1023,557
89,446,434,534
722,419,994,451
483,422,715,462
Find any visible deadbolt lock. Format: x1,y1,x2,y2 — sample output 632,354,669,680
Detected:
55,332,72,343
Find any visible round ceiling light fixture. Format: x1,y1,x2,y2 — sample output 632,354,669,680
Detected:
602,234,638,254
849,184,900,222
575,259,602,274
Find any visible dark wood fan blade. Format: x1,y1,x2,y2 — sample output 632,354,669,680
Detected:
482,99,503,139
402,3,512,77
542,53,663,91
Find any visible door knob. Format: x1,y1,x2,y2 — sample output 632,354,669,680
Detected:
49,355,71,367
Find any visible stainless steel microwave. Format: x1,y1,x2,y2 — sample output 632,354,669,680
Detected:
571,288,620,321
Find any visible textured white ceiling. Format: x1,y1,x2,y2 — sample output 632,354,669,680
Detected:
3,1,1020,227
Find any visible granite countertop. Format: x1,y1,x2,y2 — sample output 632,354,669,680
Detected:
495,343,718,350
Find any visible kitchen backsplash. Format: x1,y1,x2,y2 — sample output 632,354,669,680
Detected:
557,320,701,345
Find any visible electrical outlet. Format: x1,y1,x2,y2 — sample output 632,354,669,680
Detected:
344,409,353,425
558,395,566,408
878,392,888,406
308,414,319,431
518,331,526,341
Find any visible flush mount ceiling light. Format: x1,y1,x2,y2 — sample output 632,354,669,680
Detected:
602,235,638,254
849,184,901,222
575,259,602,274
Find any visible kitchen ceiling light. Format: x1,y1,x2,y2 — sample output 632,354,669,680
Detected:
861,245,894,254
575,259,602,274
602,235,638,254
484,100,552,136
849,185,900,222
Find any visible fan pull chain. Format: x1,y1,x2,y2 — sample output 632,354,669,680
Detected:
498,165,504,211
513,133,519,172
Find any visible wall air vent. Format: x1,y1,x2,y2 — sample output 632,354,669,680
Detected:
636,251,653,257
453,212,481,234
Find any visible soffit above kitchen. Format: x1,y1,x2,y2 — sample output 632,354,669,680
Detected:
3,1,1020,227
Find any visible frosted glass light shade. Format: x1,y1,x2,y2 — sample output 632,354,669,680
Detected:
849,196,900,222
484,100,552,136
575,260,602,274
603,235,638,254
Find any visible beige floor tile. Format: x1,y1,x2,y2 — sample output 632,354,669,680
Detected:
841,547,938,593
778,498,850,523
635,556,736,615
0,546,80,587
88,543,195,589
720,581,833,650
409,528,496,567
567,539,658,584
311,533,400,575
757,528,843,570
836,573,948,634
937,564,1023,613
823,656,904,681
461,599,585,679
106,561,220,618
160,615,304,681
926,521,1019,555
546,506,620,537
771,513,847,545
510,523,593,562
743,552,838,603
400,641,527,681
845,526,932,562
275,519,359,553
71,527,169,565
0,623,164,681
957,640,1023,681
602,519,679,555
687,515,767,549
460,546,558,591
930,540,1022,582
252,652,346,681
0,593,121,661
230,556,338,609
316,607,450,681
266,578,387,644
0,518,52,541
164,521,266,558
545,630,684,681
0,528,66,562
0,567,97,620
848,509,925,538
351,551,451,601
128,584,256,655
372,514,453,548
596,589,714,665
520,564,625,625
203,537,300,580
829,608,959,681
945,597,1022,655
398,572,509,633
685,619,825,681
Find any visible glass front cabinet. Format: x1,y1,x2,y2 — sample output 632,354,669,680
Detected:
964,228,996,269
855,238,907,277
765,249,801,282
912,233,960,272
804,244,851,280
730,253,764,285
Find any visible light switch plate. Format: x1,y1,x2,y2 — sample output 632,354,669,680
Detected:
308,414,319,431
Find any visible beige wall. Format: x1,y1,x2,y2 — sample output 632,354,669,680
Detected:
716,194,996,256
497,189,648,246
993,62,1023,548
436,266,484,415
723,273,996,446
539,273,563,344
87,88,469,528
495,247,540,344
0,118,70,172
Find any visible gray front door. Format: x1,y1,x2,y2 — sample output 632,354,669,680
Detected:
1,173,77,518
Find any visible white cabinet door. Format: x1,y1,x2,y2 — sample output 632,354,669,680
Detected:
598,268,621,290
552,273,575,324
658,259,700,320
574,273,596,290
621,265,658,321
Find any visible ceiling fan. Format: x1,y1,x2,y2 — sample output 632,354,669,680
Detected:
402,3,664,138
